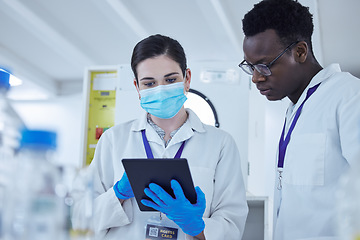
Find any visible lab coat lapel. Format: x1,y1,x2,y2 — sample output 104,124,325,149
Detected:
143,125,164,146
284,70,325,134
167,120,194,148
167,108,206,147
131,112,164,147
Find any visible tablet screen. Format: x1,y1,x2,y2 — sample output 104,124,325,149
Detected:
122,158,197,211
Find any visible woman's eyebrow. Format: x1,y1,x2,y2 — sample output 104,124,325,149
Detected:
164,72,179,77
139,72,180,81
139,77,154,81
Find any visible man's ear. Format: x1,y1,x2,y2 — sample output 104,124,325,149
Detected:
294,41,308,63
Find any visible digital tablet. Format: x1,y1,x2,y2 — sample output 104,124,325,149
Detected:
122,158,197,211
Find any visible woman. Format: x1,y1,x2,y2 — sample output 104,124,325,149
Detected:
72,34,248,240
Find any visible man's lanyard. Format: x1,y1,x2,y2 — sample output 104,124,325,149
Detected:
141,129,186,159
277,83,321,190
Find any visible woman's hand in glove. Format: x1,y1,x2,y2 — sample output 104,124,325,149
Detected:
141,179,206,237
113,172,134,200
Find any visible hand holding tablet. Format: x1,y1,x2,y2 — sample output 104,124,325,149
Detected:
141,179,206,236
122,158,197,211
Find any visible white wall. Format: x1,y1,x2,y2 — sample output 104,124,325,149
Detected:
247,79,267,196
189,61,250,188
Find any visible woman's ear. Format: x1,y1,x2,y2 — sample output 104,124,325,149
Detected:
184,68,191,92
134,78,141,99
294,41,308,63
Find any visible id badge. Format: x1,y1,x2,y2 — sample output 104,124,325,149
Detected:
145,213,179,240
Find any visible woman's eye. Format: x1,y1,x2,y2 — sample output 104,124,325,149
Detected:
166,78,177,83
144,82,155,87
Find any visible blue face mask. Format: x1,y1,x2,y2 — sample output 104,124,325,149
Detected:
139,81,187,119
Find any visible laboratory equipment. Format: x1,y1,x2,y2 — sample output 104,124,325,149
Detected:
0,69,24,239
4,130,66,240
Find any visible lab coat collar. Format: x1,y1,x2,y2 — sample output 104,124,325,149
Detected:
309,63,341,88
166,108,206,147
130,108,206,146
130,112,163,146
288,64,341,113
185,108,206,133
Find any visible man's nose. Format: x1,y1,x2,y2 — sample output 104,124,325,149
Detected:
251,70,267,83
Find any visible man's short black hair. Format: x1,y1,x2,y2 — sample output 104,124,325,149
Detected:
242,0,314,53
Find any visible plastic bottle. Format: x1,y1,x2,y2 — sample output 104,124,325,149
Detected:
0,69,25,239
337,161,360,240
5,130,66,240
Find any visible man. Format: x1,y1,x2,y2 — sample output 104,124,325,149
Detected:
239,0,360,239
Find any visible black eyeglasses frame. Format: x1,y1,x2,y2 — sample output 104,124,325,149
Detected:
239,41,299,76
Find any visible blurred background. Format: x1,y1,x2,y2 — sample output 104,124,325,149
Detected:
0,0,359,238
0,0,358,165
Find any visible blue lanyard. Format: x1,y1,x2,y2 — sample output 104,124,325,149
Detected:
277,83,320,188
141,129,185,159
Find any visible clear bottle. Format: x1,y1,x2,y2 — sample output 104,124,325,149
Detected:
6,130,66,240
0,69,25,239
70,166,95,240
337,161,360,240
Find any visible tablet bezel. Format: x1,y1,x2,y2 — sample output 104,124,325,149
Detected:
122,158,197,211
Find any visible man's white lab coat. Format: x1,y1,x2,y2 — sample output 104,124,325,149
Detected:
273,64,360,240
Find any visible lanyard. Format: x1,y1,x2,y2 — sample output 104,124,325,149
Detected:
277,83,321,190
141,129,185,220
141,129,186,159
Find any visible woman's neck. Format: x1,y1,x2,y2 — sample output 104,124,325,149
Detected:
150,108,188,141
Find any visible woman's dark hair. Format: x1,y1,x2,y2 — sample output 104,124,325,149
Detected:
131,34,187,83
242,0,314,55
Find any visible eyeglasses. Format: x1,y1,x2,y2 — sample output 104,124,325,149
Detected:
239,41,299,76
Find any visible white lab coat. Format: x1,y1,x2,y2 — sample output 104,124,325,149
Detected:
72,109,248,240
273,64,360,240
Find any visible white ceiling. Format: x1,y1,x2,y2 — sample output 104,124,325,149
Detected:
1,0,359,98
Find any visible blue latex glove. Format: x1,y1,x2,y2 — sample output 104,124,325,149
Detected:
113,172,134,199
141,180,206,236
